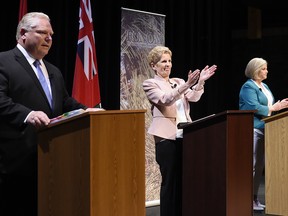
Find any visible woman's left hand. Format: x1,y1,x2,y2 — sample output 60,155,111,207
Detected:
199,65,217,83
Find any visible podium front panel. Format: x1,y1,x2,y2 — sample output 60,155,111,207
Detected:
182,110,254,216
264,111,288,216
38,110,146,216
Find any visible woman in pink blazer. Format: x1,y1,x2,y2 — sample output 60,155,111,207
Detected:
143,45,217,216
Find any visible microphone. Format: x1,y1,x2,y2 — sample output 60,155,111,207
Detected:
169,79,177,89
259,88,262,92
49,74,54,79
171,83,177,89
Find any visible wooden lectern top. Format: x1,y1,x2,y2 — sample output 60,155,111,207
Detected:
178,109,256,129
262,110,288,123
45,109,146,128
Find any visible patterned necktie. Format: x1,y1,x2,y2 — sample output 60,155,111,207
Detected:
33,60,53,108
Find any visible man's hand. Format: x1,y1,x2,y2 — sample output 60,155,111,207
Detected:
27,111,50,128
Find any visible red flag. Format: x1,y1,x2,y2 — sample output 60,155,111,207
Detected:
72,0,101,108
18,0,27,21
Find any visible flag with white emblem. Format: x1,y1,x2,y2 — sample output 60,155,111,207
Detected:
72,0,101,107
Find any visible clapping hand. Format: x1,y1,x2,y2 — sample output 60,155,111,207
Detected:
187,69,201,86
198,65,217,83
271,98,288,111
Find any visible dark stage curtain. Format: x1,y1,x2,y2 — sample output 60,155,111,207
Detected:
1,0,288,119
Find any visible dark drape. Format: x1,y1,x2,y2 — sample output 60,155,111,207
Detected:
1,0,288,119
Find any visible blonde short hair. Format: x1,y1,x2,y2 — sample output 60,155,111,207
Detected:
147,46,172,66
245,57,267,79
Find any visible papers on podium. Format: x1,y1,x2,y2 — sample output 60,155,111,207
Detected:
50,108,85,124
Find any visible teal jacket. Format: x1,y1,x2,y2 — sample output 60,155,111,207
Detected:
239,79,274,129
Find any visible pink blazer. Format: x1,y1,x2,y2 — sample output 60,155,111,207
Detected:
143,75,204,140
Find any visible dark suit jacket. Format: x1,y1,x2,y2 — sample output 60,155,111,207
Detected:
0,47,86,173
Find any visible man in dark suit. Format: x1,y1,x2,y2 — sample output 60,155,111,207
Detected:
0,12,102,216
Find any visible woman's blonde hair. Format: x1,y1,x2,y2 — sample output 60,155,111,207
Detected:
245,57,267,79
147,46,172,67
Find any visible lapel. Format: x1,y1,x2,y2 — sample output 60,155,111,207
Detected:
13,48,53,109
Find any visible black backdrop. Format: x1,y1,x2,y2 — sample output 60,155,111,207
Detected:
1,0,288,120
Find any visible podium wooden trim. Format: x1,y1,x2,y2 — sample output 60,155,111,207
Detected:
181,110,254,216
263,110,288,216
37,110,146,216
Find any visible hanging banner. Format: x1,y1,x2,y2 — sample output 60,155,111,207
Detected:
120,7,165,203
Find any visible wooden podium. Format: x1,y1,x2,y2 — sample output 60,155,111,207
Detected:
180,110,254,216
37,110,146,216
263,110,288,216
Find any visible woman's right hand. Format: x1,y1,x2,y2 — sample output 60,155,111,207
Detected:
270,98,288,111
186,69,200,86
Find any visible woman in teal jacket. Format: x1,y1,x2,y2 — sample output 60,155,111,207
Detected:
239,57,288,211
